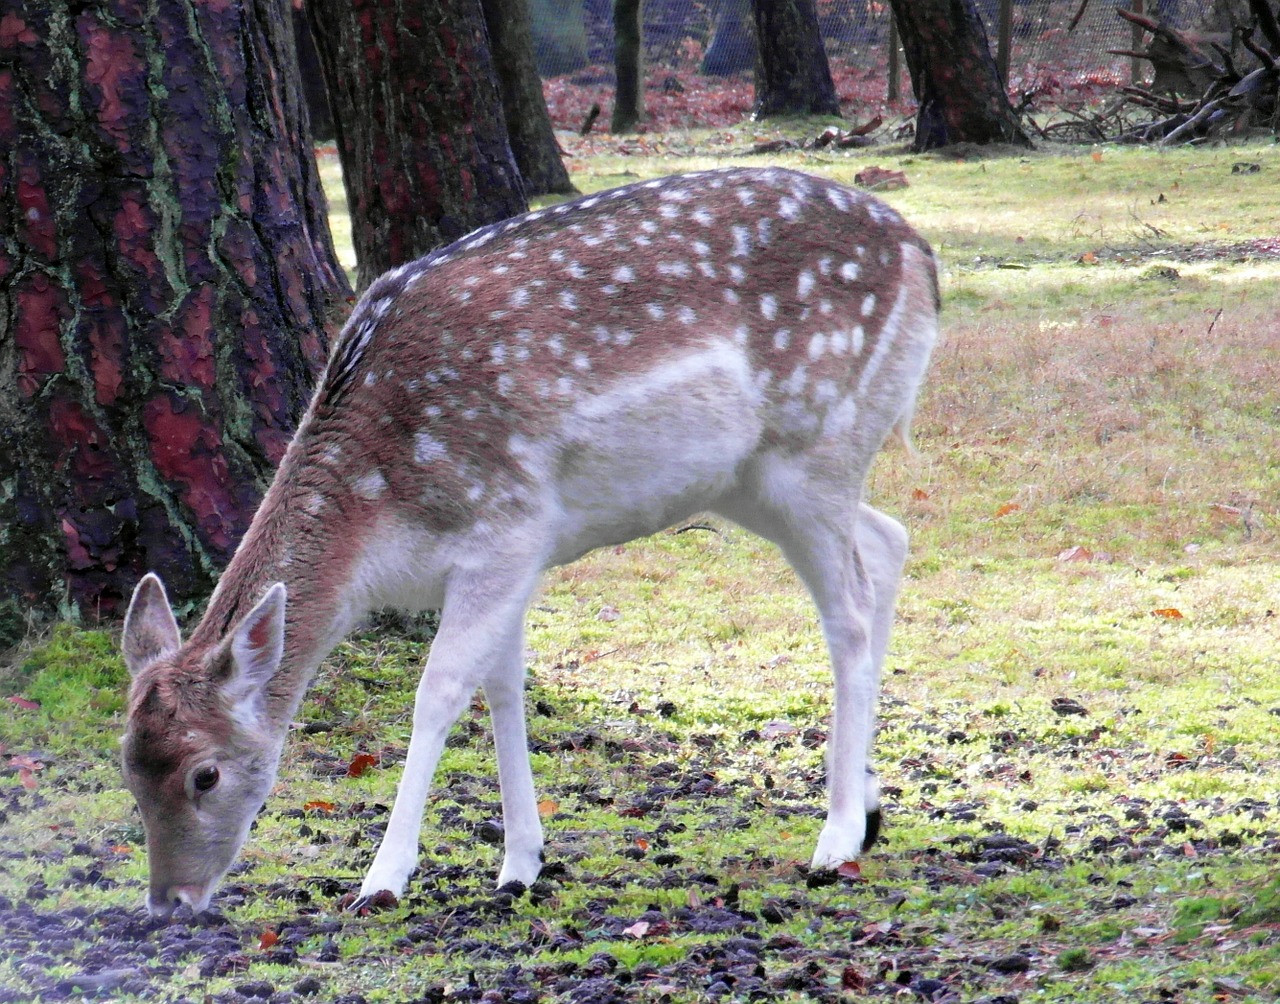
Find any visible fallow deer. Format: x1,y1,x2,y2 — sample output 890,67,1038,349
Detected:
120,166,939,918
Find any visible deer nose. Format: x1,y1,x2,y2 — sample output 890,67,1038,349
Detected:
148,883,209,919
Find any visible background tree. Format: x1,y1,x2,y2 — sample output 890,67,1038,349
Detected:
0,0,349,621
480,0,577,194
888,0,1033,150
308,0,528,289
529,0,590,75
612,0,645,132
751,0,840,118
703,0,757,76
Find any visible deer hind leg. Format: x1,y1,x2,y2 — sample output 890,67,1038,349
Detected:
358,567,540,901
851,502,909,851
715,483,905,869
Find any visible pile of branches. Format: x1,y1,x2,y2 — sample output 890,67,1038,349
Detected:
1111,0,1280,143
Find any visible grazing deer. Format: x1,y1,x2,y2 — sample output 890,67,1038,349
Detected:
121,167,938,918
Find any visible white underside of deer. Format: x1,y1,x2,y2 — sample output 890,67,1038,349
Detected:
120,166,938,919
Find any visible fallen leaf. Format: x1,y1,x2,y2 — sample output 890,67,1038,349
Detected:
1091,149,1103,162
258,929,280,950
761,720,799,740
995,502,1021,518
347,753,378,778
1078,251,1099,264
1152,608,1184,619
5,696,39,710
537,799,560,817
911,488,930,500
836,860,863,880
634,837,649,851
1057,545,1094,562
303,800,336,813
622,920,651,939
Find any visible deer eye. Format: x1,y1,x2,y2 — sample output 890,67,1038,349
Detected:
191,765,220,795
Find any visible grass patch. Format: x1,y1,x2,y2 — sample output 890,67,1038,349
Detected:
3,133,1280,1003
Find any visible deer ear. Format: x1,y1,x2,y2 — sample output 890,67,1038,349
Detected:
223,583,287,710
122,574,182,676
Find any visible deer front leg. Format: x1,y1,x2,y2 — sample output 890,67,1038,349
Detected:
358,571,537,901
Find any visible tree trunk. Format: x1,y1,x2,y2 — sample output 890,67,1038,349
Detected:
751,0,840,118
529,0,590,75
0,0,349,620
612,0,645,132
889,0,1033,151
703,0,757,76
480,0,577,194
308,0,528,290
294,5,336,142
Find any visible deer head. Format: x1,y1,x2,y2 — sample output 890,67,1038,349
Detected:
120,573,287,917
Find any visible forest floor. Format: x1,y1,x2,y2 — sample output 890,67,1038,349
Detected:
4,124,1280,1004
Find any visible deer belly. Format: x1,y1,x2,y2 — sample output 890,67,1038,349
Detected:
544,346,764,562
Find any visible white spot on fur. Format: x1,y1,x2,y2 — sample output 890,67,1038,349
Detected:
736,187,756,207
757,218,772,246
728,264,746,283
559,289,579,311
677,306,696,325
779,196,801,221
773,329,791,352
509,287,530,308
692,208,714,226
808,333,827,360
723,288,740,305
861,293,876,317
353,470,387,500
646,303,665,320
731,226,751,257
546,334,565,357
657,260,692,278
414,432,447,465
613,265,636,283
760,294,778,321
566,261,587,279
797,270,815,299
827,187,850,212
840,262,861,282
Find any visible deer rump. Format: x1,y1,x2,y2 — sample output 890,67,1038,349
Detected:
121,166,939,918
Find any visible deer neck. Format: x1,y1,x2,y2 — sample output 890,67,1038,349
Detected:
188,444,372,732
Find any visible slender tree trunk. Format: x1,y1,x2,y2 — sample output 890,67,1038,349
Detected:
0,0,349,620
612,0,645,132
751,0,840,118
888,0,1033,151
308,0,528,290
480,0,577,194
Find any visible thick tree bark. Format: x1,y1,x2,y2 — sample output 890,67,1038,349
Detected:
612,0,644,132
480,0,577,194
889,0,1033,151
751,0,840,118
308,0,528,290
0,0,349,620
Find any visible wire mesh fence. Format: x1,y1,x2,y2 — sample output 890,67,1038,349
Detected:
532,0,1238,127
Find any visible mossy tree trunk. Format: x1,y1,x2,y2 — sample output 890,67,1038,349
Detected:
308,0,528,290
0,0,349,620
889,0,1033,151
480,0,577,195
750,0,839,118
